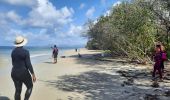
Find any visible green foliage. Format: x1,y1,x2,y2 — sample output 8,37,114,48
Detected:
85,0,170,62
167,51,170,59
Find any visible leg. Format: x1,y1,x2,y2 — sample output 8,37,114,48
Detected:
161,61,164,72
23,75,33,100
152,66,156,78
56,57,57,63
54,58,57,63
53,58,56,63
12,78,22,100
53,58,55,63
158,67,163,79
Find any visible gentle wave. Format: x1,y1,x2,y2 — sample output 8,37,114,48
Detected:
30,53,51,58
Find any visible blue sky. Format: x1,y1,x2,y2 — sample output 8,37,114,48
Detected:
0,0,121,47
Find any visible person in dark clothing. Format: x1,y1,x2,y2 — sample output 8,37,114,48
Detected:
52,45,58,63
75,48,78,52
11,36,36,100
152,45,163,81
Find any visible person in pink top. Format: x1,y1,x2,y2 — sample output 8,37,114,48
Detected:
152,45,163,81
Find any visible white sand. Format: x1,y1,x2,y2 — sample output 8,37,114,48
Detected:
1,49,170,100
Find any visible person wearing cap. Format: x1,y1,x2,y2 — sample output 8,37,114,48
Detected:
11,36,36,100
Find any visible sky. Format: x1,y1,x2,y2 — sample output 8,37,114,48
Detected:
0,0,121,47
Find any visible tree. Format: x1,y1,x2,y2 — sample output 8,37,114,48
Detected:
141,0,170,46
85,0,170,63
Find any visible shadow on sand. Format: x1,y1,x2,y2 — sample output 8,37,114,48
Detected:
0,96,10,100
41,52,170,99
46,71,123,100
43,62,54,64
44,70,170,100
69,53,128,67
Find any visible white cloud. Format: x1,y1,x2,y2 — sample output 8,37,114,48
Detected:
1,0,75,28
57,23,88,39
103,1,121,16
113,1,121,7
3,28,51,45
0,13,12,37
104,9,111,16
86,7,95,18
0,0,87,46
79,3,85,9
67,24,83,36
6,11,22,23
25,0,74,28
0,0,37,7
0,13,8,25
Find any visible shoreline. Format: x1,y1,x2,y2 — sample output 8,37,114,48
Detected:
0,48,170,100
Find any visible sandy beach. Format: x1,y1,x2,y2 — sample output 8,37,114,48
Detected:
1,49,170,100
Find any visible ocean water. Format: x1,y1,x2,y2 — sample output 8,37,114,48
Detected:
0,46,81,65
0,46,83,76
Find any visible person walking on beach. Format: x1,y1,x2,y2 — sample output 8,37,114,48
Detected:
152,45,163,81
156,42,167,73
11,36,36,100
52,45,58,63
75,48,78,52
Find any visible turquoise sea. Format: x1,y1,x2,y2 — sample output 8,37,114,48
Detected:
0,46,83,65
0,46,84,76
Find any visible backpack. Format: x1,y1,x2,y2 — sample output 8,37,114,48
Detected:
162,52,167,61
53,48,58,54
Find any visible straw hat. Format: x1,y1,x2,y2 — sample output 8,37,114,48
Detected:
14,36,28,47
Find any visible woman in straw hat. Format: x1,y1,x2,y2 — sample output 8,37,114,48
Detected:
11,36,36,100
